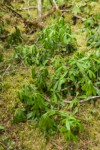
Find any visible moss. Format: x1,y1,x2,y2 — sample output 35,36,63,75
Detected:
0,145,5,150
0,1,100,150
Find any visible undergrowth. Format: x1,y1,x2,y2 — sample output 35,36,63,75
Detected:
13,17,100,142
13,17,77,65
0,1,100,149
84,13,100,50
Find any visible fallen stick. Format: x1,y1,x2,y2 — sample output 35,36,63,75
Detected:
5,4,23,18
42,92,100,104
18,6,37,11
61,9,71,12
41,7,56,20
3,3,73,31
64,96,100,104
41,4,72,20
28,0,30,14
73,14,85,21
52,141,63,150
52,0,59,10
3,3,43,29
38,0,42,21
0,141,7,150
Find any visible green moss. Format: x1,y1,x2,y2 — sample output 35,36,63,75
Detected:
0,1,100,149
0,145,5,150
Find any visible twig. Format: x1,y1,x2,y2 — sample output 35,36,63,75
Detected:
18,6,37,11
43,95,50,102
5,4,23,18
0,7,6,12
41,7,56,20
2,64,11,76
52,0,59,10
42,92,100,104
41,4,72,20
0,141,7,150
73,15,85,21
61,10,71,12
28,0,30,14
65,96,100,104
61,87,69,92
3,3,72,32
38,0,42,21
52,141,63,150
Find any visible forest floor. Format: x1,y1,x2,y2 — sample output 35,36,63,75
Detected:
0,1,100,150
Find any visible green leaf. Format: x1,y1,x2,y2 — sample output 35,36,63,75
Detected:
65,121,70,131
13,108,26,123
0,125,5,131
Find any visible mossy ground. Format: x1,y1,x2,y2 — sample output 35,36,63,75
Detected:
0,65,100,149
0,1,100,150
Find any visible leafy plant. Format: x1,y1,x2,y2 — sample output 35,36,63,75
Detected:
0,24,4,35
32,66,48,91
0,124,5,132
39,110,83,140
50,52,100,97
39,110,58,134
72,1,97,15
6,27,22,48
38,17,77,53
84,13,100,29
60,114,83,141
13,17,77,66
13,45,35,64
17,84,48,118
72,1,86,15
12,15,100,142
0,53,3,62
13,108,26,123
14,50,99,141
86,27,100,50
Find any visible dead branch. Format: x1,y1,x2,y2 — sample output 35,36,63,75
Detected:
28,0,30,14
59,4,72,9
61,9,71,12
61,88,68,91
38,0,42,20
3,3,73,31
52,0,59,10
0,141,7,150
52,141,63,150
3,3,43,29
41,4,71,20
0,34,8,40
2,64,11,76
73,15,85,21
5,4,23,18
64,96,100,104
41,7,56,20
40,4,72,20
18,6,37,11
